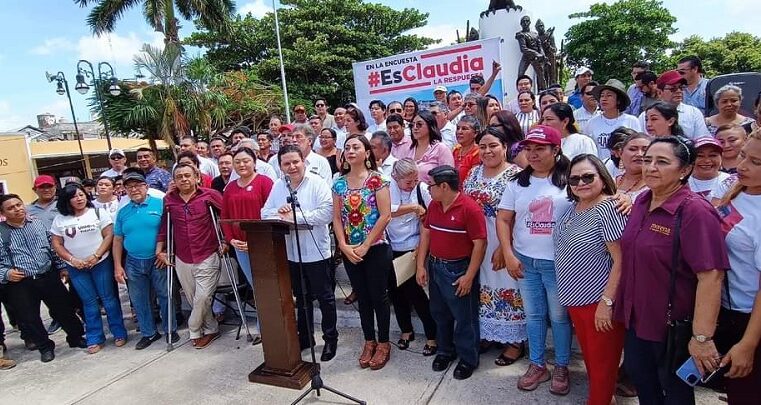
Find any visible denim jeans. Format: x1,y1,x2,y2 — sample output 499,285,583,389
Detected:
67,257,127,345
428,256,480,368
235,248,260,333
125,255,177,337
514,250,571,367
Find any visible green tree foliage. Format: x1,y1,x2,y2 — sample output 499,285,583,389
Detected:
186,0,437,108
564,0,676,83
669,33,761,77
74,0,235,44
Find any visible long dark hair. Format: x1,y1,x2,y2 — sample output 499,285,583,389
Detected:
403,97,419,119
477,126,512,162
543,103,578,134
606,126,639,169
341,134,378,175
566,154,617,201
510,145,570,188
57,183,95,216
490,110,524,146
410,110,443,148
345,106,369,132
646,101,684,136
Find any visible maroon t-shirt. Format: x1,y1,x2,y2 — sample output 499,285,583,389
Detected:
614,185,729,342
424,192,487,260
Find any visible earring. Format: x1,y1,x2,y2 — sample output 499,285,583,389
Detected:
365,159,372,169
343,161,350,170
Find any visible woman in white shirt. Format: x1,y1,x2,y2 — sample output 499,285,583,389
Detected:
689,137,730,200
585,79,641,161
50,183,127,354
515,90,540,136
92,176,119,217
386,158,437,356
540,103,598,160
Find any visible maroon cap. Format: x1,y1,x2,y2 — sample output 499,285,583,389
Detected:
656,70,687,89
33,175,56,188
694,136,723,152
520,125,562,147
278,124,296,133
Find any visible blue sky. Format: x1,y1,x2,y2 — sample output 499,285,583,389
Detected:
1,0,758,131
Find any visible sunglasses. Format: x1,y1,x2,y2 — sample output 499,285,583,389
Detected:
568,173,596,186
110,155,125,160
315,103,325,107
389,108,403,113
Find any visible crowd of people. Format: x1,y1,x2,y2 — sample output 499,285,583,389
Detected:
1,54,761,405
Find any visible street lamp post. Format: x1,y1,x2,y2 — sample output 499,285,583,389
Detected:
45,71,88,178
75,60,122,150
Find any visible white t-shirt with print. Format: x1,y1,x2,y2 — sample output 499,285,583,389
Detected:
498,175,572,260
710,174,738,202
583,113,641,161
719,192,761,312
688,172,730,200
561,133,599,161
50,207,113,264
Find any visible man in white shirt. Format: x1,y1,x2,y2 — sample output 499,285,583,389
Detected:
230,138,277,182
428,102,456,149
637,70,710,139
370,131,398,177
102,148,128,178
367,100,387,134
260,145,337,360
179,135,220,178
505,75,534,115
270,125,332,184
573,81,600,131
208,137,227,163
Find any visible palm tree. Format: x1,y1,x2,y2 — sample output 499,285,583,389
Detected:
74,0,235,44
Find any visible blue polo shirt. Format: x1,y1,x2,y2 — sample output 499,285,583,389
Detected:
114,195,163,259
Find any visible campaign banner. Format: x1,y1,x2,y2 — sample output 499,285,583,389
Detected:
352,38,503,115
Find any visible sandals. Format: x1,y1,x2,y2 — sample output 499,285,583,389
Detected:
369,342,391,370
87,344,103,354
397,332,415,350
115,338,127,347
343,291,358,305
494,342,525,366
422,344,438,357
359,341,377,368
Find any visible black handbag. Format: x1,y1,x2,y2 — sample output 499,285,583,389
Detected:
661,199,693,374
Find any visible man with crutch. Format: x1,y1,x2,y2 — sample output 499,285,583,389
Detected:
157,163,224,349
113,171,178,350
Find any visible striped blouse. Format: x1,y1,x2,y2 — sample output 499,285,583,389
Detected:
515,110,539,136
553,199,627,307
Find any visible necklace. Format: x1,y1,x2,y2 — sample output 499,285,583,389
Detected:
618,175,645,194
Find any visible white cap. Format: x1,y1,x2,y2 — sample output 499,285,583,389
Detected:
434,86,447,93
574,67,593,77
108,148,125,158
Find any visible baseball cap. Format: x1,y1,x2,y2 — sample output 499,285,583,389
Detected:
574,67,593,77
434,86,447,93
278,124,296,134
122,171,147,184
519,125,562,147
656,70,687,90
33,175,56,188
693,136,723,152
109,148,125,158
293,105,306,113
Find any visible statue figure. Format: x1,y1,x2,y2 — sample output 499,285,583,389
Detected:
480,0,522,18
536,19,558,86
467,27,480,42
515,15,547,90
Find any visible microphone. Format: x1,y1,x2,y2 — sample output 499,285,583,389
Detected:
284,174,299,206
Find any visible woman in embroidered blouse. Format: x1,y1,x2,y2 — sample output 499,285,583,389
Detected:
615,131,651,200
332,134,393,370
453,115,482,187
463,125,526,367
398,110,455,183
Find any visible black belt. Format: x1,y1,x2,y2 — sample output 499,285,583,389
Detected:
429,256,469,264
28,270,53,280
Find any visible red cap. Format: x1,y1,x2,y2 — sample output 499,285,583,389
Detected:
278,124,296,134
694,136,723,152
33,175,56,188
520,125,562,147
656,70,687,89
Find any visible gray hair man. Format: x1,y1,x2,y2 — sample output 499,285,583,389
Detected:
270,125,333,184
428,102,456,149
370,131,397,177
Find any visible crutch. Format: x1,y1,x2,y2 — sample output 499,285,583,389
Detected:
207,203,255,343
166,210,175,352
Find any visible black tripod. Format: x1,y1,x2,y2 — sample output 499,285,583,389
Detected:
284,174,366,405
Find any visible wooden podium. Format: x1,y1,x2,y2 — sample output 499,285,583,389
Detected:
237,219,316,389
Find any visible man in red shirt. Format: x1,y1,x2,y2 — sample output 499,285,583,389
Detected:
416,165,487,380
157,163,225,349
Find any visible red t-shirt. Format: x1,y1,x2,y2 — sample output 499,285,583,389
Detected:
221,174,274,242
453,145,481,188
423,192,487,260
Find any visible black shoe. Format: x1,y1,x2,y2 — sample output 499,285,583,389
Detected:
47,320,62,335
432,354,455,372
397,332,415,350
40,349,55,363
68,337,87,349
321,341,337,362
135,333,162,350
166,332,180,344
25,341,38,351
453,361,476,380
175,313,186,328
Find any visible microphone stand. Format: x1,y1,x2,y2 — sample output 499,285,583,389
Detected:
285,174,365,405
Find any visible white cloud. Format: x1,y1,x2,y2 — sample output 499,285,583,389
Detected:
77,31,165,66
0,100,29,132
408,24,464,49
238,0,272,18
30,37,75,55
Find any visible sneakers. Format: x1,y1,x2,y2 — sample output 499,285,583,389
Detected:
135,333,162,350
517,363,551,391
550,365,570,396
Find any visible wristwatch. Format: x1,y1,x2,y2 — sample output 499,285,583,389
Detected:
692,334,713,343
601,295,614,307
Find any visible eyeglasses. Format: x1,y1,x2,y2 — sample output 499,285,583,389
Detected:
315,103,325,107
110,155,125,160
568,173,596,186
389,108,403,113
125,183,146,190
464,102,477,107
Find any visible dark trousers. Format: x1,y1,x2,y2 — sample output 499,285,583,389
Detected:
4,271,84,353
288,259,338,344
428,256,479,368
344,244,392,343
389,250,436,340
623,329,694,405
715,307,760,405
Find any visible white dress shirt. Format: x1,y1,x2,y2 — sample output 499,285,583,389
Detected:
269,152,333,185
198,155,220,177
387,179,431,252
367,120,387,134
378,155,398,178
260,173,333,263
440,121,457,149
229,159,277,183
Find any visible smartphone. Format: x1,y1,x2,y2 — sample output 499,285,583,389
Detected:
676,357,727,386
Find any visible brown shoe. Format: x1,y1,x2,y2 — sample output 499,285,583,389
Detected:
550,365,570,396
195,332,220,350
517,363,550,391
359,341,377,368
369,342,391,370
